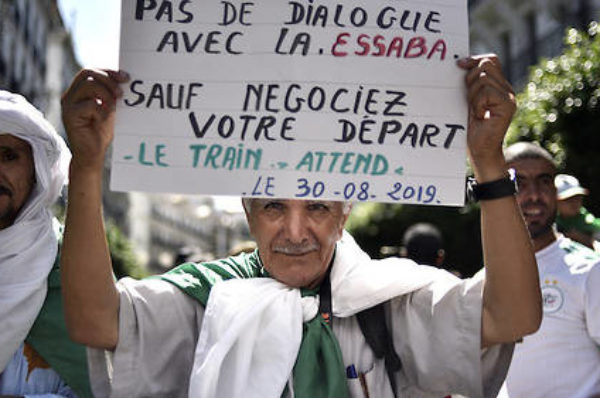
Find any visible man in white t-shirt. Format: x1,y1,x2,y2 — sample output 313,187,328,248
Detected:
504,142,600,398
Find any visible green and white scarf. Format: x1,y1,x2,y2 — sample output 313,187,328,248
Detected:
160,231,439,398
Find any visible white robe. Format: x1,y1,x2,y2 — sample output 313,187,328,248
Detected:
0,91,70,372
88,236,513,398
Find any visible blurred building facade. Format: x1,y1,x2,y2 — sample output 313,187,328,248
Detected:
469,0,600,88
129,194,251,272
0,0,79,129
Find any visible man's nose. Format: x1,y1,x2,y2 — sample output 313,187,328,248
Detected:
522,182,543,202
283,209,309,242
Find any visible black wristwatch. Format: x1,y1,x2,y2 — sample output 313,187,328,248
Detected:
466,169,518,202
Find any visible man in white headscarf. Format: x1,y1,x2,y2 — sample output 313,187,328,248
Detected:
0,91,92,397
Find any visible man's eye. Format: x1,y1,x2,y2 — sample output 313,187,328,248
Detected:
264,202,284,211
0,149,17,162
307,202,329,211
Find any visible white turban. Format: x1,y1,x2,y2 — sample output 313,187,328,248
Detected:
0,90,71,371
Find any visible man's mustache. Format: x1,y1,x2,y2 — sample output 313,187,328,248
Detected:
273,242,319,255
521,200,546,208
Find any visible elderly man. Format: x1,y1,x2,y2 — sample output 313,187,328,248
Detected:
503,143,600,398
0,91,91,397
60,55,541,398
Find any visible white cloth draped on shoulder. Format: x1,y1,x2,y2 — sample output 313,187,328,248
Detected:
189,231,440,398
0,91,70,372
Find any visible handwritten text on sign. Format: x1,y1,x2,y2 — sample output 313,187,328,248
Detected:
111,0,470,205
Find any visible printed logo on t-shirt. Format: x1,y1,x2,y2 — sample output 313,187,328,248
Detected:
541,279,564,313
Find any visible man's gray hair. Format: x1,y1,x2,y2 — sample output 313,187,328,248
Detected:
242,198,352,215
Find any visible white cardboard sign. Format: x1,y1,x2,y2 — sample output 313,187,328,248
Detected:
111,0,469,205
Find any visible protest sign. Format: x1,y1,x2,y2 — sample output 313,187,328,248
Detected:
111,0,469,205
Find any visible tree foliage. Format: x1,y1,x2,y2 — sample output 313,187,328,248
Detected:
105,220,148,280
507,22,600,215
54,205,147,279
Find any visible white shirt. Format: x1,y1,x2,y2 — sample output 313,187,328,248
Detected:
506,236,600,398
88,272,512,398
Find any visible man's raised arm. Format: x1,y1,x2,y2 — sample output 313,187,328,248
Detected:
458,56,542,347
60,69,129,350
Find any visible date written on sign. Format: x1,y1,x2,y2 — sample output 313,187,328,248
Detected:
244,175,440,203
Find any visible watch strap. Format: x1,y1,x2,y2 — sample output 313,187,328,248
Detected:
467,170,517,202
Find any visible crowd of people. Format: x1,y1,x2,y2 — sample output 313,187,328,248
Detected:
0,53,598,398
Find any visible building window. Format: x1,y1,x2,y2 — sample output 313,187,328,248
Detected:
577,0,591,29
23,0,30,45
9,77,19,93
526,13,537,66
14,3,21,28
556,4,569,28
